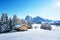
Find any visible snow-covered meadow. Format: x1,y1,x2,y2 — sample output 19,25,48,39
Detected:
0,25,60,40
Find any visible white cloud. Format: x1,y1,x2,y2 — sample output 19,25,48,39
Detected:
54,1,60,7
56,2,60,6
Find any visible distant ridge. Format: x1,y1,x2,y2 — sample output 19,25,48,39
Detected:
25,15,53,24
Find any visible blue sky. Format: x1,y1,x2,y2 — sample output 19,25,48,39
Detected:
0,0,60,20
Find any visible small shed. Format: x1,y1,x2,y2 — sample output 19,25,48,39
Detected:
32,24,41,29
14,24,28,31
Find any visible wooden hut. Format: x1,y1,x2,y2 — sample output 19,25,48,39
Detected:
14,24,28,31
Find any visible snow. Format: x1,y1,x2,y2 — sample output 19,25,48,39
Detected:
14,24,24,28
0,25,60,40
32,24,41,29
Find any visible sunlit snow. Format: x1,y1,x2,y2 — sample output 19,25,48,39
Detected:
0,25,60,40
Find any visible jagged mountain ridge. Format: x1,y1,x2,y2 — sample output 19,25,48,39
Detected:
25,15,53,23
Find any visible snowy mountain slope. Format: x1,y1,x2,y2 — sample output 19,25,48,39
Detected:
0,26,60,40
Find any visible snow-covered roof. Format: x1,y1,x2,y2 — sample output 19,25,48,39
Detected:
14,24,25,28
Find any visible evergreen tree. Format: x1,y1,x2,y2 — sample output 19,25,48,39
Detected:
0,13,10,33
1,13,8,24
12,14,17,26
40,23,52,30
0,21,2,33
9,17,12,30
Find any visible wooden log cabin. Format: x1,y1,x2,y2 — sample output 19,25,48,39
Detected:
14,24,28,31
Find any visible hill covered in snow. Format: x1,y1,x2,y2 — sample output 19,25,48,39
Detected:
0,25,60,40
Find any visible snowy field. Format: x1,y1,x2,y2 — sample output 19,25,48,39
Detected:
0,25,60,40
